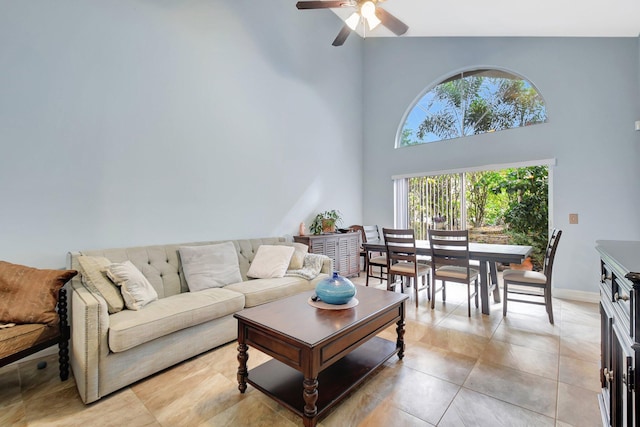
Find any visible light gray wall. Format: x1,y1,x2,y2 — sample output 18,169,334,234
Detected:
0,1,364,268
2,2,638,297
362,37,640,294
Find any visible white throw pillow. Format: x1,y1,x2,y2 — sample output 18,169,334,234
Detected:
275,242,309,270
106,261,158,310
247,245,295,279
179,242,242,292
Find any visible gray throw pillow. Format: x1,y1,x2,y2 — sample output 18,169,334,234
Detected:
179,242,242,292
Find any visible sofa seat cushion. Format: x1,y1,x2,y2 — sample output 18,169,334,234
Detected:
108,288,244,353
224,276,317,308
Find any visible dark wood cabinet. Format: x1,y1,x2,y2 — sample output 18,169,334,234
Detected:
294,233,359,278
597,241,639,427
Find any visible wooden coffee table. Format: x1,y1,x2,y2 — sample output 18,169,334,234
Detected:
234,285,408,427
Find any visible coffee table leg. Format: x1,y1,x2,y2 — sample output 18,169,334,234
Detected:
303,376,318,426
396,303,406,359
237,342,248,393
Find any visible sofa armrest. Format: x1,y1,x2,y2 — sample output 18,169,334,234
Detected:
70,279,110,404
320,255,333,274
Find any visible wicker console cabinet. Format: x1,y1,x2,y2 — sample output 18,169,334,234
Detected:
294,233,359,278
596,240,639,427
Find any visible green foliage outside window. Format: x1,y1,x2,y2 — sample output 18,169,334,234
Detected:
490,166,549,269
399,69,547,146
408,166,549,270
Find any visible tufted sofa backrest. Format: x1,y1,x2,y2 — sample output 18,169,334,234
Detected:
68,237,285,299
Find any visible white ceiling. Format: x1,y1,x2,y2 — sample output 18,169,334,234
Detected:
328,0,640,38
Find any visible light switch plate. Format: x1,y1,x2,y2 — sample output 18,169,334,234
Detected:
569,213,578,224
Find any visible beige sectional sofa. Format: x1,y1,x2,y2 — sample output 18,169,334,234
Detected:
67,237,331,404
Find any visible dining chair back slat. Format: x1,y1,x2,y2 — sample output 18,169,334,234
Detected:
503,229,562,324
363,225,381,243
429,229,479,316
382,228,430,307
350,224,387,286
543,229,561,277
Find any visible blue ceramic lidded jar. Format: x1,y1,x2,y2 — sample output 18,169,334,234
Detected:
315,271,356,305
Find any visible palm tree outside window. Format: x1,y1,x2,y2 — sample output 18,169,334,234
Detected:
398,68,547,146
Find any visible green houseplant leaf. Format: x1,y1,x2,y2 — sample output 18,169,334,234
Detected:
309,210,343,235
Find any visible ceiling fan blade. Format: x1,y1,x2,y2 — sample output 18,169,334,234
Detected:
375,7,408,36
332,24,352,46
296,1,349,9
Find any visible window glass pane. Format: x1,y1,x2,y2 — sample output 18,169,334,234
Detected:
399,69,547,147
408,173,463,239
399,165,549,269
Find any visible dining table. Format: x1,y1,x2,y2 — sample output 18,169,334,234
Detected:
362,239,533,315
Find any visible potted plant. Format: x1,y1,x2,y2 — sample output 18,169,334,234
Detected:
309,210,343,235
432,214,447,230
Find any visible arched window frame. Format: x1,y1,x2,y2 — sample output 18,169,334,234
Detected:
396,67,548,148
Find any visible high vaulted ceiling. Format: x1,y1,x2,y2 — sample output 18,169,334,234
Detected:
328,0,640,38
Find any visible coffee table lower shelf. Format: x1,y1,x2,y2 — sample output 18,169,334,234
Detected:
246,336,397,419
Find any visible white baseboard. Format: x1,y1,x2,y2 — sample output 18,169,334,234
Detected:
554,288,600,304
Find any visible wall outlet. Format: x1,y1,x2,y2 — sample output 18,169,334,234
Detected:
569,213,579,224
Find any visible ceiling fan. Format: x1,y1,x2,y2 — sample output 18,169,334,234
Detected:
296,0,409,46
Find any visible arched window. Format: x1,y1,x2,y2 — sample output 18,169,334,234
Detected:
398,68,547,147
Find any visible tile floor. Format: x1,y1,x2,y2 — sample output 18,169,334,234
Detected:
0,275,602,426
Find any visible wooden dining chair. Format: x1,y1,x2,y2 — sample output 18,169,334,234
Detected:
429,229,479,316
382,228,430,307
354,225,387,286
502,229,562,324
349,225,367,274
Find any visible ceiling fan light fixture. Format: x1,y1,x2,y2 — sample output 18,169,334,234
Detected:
360,1,380,30
295,0,408,45
365,14,381,30
345,12,360,30
360,1,376,17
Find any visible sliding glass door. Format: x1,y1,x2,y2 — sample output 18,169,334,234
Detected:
395,164,550,268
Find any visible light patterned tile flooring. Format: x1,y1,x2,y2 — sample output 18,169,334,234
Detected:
0,275,602,426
